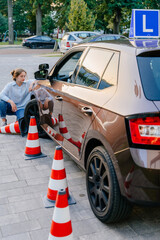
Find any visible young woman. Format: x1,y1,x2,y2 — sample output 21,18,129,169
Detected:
0,68,35,130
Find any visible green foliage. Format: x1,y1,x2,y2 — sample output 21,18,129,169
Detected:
42,14,56,35
0,0,159,37
13,0,32,35
0,12,7,34
0,0,7,16
29,0,53,15
53,0,71,30
67,0,95,31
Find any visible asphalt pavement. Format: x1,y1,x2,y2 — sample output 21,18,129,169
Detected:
0,46,160,240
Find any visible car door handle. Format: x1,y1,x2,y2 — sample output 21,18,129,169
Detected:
81,107,93,116
55,96,63,101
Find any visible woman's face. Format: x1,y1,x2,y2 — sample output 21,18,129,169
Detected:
16,72,26,84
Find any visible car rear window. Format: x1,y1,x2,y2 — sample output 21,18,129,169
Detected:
137,51,160,100
75,33,90,39
62,34,69,40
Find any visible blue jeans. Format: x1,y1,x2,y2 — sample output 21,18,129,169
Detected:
0,100,24,120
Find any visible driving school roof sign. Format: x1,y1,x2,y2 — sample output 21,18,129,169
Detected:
129,9,160,38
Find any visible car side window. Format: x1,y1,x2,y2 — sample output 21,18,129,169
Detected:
41,36,51,41
52,51,83,82
75,48,113,88
98,52,119,89
68,35,76,41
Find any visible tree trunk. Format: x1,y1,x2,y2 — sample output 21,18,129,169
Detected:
36,4,42,35
113,8,121,34
7,0,14,44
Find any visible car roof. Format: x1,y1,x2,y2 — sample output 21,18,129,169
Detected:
65,31,100,34
74,39,160,55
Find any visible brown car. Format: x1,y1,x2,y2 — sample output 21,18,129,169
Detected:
25,39,160,223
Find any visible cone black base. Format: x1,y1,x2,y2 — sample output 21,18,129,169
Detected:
43,193,76,208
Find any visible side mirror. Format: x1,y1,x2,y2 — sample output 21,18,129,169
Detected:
39,63,49,70
34,69,48,80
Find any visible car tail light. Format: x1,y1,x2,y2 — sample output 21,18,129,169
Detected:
66,42,70,47
129,116,160,146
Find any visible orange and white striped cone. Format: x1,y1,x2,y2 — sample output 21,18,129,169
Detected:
59,114,73,143
58,114,80,147
74,131,86,150
46,126,64,145
0,121,20,134
24,116,47,160
46,126,55,138
124,166,134,199
55,133,64,146
48,189,73,240
51,117,58,126
43,145,76,208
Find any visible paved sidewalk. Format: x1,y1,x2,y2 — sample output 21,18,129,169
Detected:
0,120,160,240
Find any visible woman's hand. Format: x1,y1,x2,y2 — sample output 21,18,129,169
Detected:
29,81,37,92
8,100,17,112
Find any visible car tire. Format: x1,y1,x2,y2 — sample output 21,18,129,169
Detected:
86,146,132,223
24,99,47,138
30,43,37,49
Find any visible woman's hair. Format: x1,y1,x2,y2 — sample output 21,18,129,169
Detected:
11,68,27,81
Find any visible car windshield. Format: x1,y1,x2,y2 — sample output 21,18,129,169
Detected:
137,52,160,100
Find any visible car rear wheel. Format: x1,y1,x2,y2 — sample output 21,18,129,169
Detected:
24,99,47,138
30,43,37,49
86,146,132,223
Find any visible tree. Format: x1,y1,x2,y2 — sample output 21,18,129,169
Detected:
7,0,14,44
13,0,32,35
67,0,95,31
0,13,7,35
29,0,53,35
53,0,71,30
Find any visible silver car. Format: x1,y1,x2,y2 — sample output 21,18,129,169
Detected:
60,31,100,53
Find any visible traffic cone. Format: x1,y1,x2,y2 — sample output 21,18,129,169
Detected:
51,116,58,126
74,131,86,149
46,126,55,138
46,126,64,145
43,145,76,208
24,116,47,160
58,114,73,142
0,121,20,134
48,189,73,240
58,114,79,146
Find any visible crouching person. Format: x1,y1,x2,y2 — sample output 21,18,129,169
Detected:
0,68,35,136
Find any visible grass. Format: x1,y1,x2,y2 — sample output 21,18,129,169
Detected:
0,41,22,45
41,52,64,57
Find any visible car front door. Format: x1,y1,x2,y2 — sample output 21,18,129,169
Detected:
38,48,86,146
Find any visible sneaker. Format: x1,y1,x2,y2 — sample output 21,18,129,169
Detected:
1,120,7,127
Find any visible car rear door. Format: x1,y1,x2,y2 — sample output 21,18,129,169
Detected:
59,47,120,160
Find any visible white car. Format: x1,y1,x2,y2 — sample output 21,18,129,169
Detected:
60,31,100,53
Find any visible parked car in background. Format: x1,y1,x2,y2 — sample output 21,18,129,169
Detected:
79,34,128,44
60,31,100,53
25,39,160,224
22,35,56,49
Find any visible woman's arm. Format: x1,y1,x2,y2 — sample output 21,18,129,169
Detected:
0,83,17,112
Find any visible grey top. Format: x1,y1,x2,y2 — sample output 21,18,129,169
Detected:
0,79,34,110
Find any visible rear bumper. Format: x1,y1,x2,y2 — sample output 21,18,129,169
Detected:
116,148,160,204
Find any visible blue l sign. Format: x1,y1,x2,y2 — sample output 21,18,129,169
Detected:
129,9,159,38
